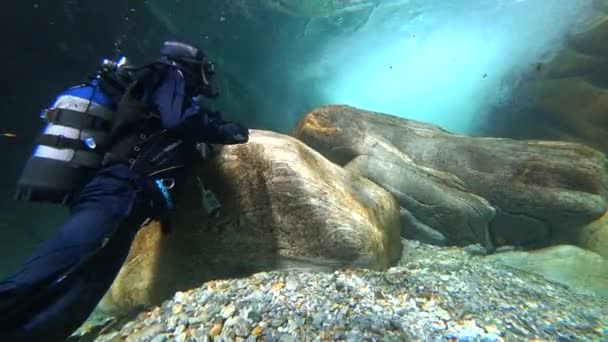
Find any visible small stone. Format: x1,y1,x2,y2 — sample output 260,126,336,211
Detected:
543,324,556,335
334,332,347,340
335,281,346,291
270,318,285,328
188,316,206,326
174,325,186,335
121,321,137,334
220,304,237,319
128,323,164,342
463,244,487,256
480,333,499,342
271,281,285,291
247,309,262,322
172,304,183,315
204,304,221,319
557,335,576,342
150,335,167,342
166,317,178,330
498,304,516,312
483,324,500,335
457,334,477,342
263,334,276,342
285,277,298,291
250,277,263,285
210,322,223,337
174,291,186,303
389,319,403,330
251,326,264,336
571,322,592,330
175,332,189,342
192,326,211,342
175,314,190,326
525,301,539,309
224,316,238,328
312,313,325,329
234,319,252,337
279,334,295,342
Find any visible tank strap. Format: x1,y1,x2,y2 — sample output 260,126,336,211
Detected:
37,134,90,151
41,108,112,131
71,150,103,168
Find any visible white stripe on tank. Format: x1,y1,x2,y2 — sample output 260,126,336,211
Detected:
34,145,75,162
43,124,80,139
34,124,79,161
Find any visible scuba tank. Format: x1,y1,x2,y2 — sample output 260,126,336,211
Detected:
14,57,135,205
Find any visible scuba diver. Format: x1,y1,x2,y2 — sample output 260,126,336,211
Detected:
0,41,249,342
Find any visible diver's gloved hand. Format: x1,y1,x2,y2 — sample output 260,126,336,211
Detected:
177,104,250,145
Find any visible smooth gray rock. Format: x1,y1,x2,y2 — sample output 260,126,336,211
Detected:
294,105,608,248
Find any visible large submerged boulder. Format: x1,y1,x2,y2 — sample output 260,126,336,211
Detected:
99,130,401,315
482,7,608,152
293,105,608,249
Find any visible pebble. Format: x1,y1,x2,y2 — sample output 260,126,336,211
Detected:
125,323,163,342
262,334,275,342
284,277,299,291
220,304,236,319
149,335,167,342
270,318,285,328
210,322,223,337
480,333,499,342
278,334,295,342
463,244,487,256
174,325,186,335
234,318,252,337
174,332,189,342
389,318,402,330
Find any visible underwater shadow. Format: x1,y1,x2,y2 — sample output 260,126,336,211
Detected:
150,144,281,304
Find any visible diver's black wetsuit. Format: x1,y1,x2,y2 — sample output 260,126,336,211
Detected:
0,62,249,342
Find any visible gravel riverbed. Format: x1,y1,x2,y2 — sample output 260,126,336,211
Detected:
85,240,608,342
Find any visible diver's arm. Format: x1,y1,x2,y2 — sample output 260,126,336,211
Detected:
176,107,250,145
148,68,249,144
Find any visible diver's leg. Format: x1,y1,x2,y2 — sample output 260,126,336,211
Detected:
0,165,142,292
1,218,140,342
0,164,152,342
